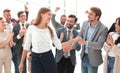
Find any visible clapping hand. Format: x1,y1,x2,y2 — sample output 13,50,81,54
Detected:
6,32,14,43
106,34,114,46
19,28,26,37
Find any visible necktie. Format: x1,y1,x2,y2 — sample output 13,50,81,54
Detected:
22,24,26,45
22,24,24,28
64,30,71,58
67,30,71,40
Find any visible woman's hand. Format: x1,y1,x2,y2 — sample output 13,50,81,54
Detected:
106,35,114,46
19,62,24,73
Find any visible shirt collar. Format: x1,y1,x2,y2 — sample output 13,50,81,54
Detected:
65,26,73,32
88,22,98,28
19,22,26,26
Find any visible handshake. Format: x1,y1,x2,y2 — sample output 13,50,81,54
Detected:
62,36,86,52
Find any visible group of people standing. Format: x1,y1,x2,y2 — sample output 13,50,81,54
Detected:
0,4,29,73
0,4,120,73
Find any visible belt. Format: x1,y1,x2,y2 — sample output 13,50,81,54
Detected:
32,50,51,57
108,56,115,60
63,56,71,58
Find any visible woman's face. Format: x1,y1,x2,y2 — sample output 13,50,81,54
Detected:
41,11,52,24
0,19,5,29
115,20,120,34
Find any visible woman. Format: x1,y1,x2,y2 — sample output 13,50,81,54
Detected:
19,7,79,73
27,19,35,73
0,17,13,73
104,17,120,73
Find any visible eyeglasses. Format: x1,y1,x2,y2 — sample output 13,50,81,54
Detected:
20,15,26,17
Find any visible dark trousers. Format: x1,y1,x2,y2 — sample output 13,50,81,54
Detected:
31,50,57,73
12,49,19,73
57,56,75,73
12,48,26,73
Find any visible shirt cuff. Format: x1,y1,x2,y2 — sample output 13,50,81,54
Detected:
17,34,21,39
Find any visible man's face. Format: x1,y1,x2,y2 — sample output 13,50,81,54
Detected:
60,16,67,25
3,12,11,23
66,17,76,29
87,10,98,22
19,12,26,23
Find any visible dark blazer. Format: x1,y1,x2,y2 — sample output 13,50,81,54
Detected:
79,21,108,66
55,27,80,65
12,23,29,55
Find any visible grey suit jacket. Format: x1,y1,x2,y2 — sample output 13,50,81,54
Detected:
79,21,108,66
12,23,29,55
55,27,80,65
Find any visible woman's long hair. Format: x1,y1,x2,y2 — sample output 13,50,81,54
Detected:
115,17,120,45
34,7,54,38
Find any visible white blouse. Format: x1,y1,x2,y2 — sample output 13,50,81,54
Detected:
24,25,62,53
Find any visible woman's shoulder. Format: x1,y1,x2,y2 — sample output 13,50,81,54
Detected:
28,25,36,30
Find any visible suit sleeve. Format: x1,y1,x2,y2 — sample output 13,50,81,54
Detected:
25,11,29,21
73,31,81,51
51,14,61,30
13,26,21,43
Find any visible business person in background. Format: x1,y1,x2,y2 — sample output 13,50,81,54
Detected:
12,11,29,73
55,14,80,73
3,3,29,73
3,2,29,31
18,7,80,73
51,7,67,31
51,7,80,31
77,7,108,73
104,17,120,73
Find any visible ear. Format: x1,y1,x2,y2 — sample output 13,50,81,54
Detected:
96,15,99,20
41,13,44,17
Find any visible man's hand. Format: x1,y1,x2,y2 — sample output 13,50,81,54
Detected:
77,36,87,45
24,2,29,11
19,28,26,37
63,45,74,52
55,7,60,12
